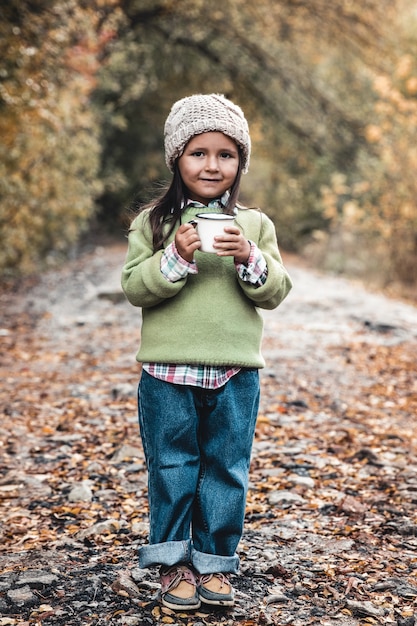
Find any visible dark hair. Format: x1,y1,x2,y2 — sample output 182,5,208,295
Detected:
135,151,244,252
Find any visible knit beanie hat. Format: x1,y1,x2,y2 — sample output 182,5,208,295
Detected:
164,93,251,174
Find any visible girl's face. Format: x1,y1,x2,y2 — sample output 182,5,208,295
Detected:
178,131,239,204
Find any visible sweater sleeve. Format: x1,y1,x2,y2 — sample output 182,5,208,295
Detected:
237,212,292,310
121,212,188,308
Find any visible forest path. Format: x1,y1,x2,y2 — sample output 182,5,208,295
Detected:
1,239,416,626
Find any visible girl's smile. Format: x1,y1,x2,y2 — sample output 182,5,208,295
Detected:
178,132,239,204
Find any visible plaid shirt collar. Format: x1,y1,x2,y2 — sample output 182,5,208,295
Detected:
180,192,235,213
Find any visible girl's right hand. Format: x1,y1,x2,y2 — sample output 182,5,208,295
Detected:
175,223,201,262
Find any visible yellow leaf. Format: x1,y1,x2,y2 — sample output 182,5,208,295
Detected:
257,414,270,424
42,426,55,435
161,607,175,615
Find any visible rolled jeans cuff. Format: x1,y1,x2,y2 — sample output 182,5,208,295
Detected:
191,547,239,575
138,540,240,574
139,540,192,569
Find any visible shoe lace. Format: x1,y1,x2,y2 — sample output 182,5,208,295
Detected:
199,572,230,590
160,565,196,594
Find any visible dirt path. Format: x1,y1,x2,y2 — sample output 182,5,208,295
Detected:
0,240,416,626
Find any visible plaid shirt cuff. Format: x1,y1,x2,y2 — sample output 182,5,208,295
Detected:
161,241,198,282
235,241,268,287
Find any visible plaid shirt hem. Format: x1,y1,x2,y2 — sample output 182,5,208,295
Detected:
142,363,242,389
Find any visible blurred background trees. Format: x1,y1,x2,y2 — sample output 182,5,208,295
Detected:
0,1,106,272
1,0,416,296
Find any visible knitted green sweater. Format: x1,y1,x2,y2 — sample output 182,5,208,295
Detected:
121,204,292,368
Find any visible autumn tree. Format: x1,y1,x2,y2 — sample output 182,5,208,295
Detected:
0,1,118,274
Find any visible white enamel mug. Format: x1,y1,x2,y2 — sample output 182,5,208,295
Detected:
194,213,235,253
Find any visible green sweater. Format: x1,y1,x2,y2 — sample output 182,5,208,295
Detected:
121,204,292,368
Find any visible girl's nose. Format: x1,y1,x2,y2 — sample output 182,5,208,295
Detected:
205,156,219,171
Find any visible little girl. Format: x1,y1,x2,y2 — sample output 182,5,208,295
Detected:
122,93,292,611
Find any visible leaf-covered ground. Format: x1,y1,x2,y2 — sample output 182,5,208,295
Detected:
1,240,416,626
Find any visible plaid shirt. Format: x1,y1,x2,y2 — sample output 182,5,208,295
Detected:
143,362,241,389
143,204,268,389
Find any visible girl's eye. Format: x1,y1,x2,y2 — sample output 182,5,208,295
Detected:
188,150,235,159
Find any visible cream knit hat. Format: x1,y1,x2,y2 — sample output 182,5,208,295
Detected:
164,93,251,174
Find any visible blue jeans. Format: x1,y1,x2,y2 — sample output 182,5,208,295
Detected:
137,368,260,574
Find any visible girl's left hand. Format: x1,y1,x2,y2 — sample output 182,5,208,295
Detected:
213,226,251,264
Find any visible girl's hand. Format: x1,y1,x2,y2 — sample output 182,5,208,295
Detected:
214,226,251,264
175,223,201,262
